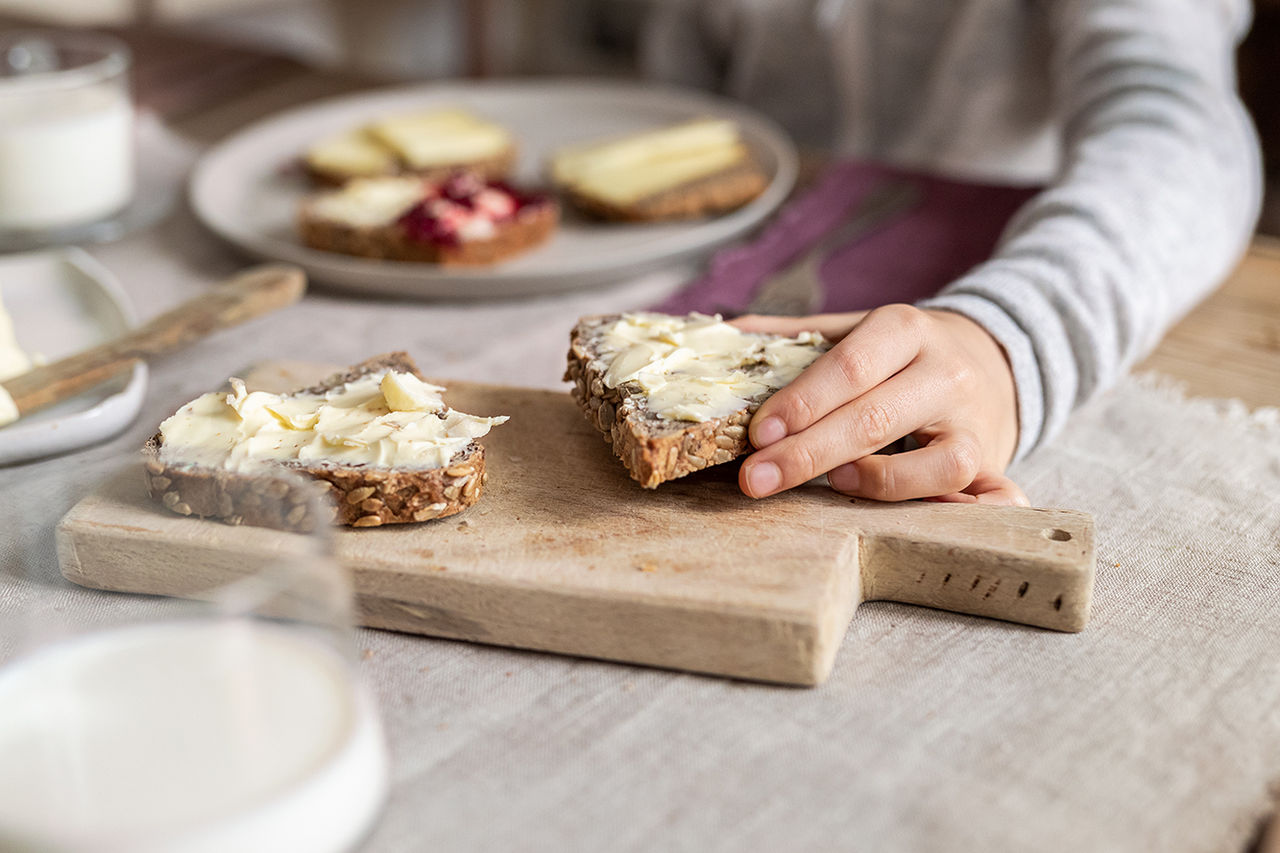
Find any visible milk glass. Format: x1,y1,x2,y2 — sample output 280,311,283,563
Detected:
0,466,389,853
0,31,135,247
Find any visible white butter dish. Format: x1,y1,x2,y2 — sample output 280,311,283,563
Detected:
0,248,147,465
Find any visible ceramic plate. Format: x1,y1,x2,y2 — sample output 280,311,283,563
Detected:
189,79,797,300
0,249,147,465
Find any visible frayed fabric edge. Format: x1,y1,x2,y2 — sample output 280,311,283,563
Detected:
1126,371,1280,433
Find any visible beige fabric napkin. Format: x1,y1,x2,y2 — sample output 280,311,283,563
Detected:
341,375,1280,853
2,114,1278,851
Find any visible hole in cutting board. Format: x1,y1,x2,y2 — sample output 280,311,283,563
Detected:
1043,528,1072,542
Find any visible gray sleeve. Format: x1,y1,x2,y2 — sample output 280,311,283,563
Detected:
919,0,1262,461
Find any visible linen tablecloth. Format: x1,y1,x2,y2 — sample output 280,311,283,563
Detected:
2,121,1279,853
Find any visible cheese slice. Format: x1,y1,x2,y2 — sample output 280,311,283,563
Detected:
305,129,398,180
307,177,426,228
551,119,750,206
368,109,512,170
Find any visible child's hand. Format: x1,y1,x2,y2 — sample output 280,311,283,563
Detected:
732,305,1028,505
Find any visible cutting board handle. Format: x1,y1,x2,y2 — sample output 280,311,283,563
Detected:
855,502,1096,632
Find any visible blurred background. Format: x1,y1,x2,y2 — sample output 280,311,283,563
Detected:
0,0,1277,235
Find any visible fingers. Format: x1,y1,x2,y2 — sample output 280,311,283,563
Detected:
730,312,866,340
970,472,1028,506
740,367,940,498
734,305,1022,505
927,471,1030,506
749,304,928,449
825,432,981,502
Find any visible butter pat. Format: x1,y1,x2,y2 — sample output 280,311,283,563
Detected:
597,313,824,422
0,386,17,428
552,119,749,206
0,287,34,429
368,109,512,170
159,371,508,472
0,287,34,382
380,372,446,412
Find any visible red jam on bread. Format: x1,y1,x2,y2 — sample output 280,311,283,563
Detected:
398,173,552,247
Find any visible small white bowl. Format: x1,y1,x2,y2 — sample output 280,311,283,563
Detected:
0,247,147,465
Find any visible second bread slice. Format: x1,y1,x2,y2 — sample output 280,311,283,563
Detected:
551,118,769,222
565,313,828,488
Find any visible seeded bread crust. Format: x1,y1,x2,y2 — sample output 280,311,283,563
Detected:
144,353,488,531
564,315,829,489
560,158,769,223
298,202,559,266
303,146,518,187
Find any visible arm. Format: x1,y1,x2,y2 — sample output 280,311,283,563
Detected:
920,0,1262,461
737,0,1261,503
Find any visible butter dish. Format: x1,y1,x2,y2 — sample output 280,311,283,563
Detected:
0,248,147,465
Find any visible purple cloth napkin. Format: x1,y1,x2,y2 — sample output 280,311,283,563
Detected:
655,161,1041,316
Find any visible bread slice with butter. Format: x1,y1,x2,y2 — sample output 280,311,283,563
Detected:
304,109,516,186
144,353,507,529
550,118,769,222
565,313,829,489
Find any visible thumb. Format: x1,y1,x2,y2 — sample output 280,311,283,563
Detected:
924,470,1029,507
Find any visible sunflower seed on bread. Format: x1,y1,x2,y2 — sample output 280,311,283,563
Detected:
144,352,507,530
564,313,829,488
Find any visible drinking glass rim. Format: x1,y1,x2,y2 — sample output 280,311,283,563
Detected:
0,30,131,95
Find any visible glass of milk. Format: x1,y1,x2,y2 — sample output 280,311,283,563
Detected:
0,467,390,852
0,30,136,247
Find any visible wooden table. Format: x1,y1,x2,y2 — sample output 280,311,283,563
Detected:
1139,236,1280,407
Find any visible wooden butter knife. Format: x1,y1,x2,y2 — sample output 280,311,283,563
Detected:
1,264,306,423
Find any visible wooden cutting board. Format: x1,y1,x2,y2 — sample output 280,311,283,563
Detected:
57,361,1096,686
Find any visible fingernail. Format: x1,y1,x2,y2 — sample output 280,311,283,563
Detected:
753,416,786,447
837,464,858,493
745,461,781,496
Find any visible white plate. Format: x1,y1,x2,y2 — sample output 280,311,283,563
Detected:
0,249,147,465
189,79,797,300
